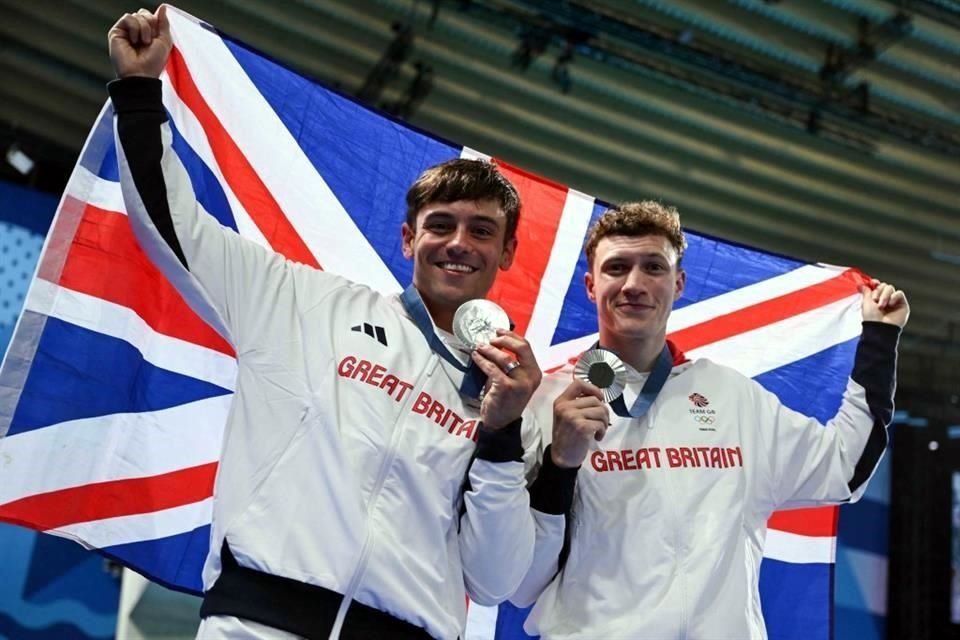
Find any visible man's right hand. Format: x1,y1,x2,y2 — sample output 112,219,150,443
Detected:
108,6,172,79
550,379,609,469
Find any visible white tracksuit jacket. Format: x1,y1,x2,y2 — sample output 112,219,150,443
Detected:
514,329,898,640
109,77,534,640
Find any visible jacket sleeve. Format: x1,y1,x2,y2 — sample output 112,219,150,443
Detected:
508,443,577,607
109,76,339,352
754,321,901,511
458,418,538,605
506,381,578,608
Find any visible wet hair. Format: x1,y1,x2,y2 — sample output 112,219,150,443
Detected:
405,158,521,242
584,200,687,268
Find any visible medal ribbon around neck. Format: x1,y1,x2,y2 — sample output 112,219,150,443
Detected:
580,343,673,418
400,285,486,398
609,343,672,418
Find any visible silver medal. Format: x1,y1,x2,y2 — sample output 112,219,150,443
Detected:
574,349,627,403
453,299,510,349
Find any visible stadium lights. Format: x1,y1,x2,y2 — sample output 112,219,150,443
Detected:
5,144,34,175
461,0,960,155
931,237,960,266
931,250,960,266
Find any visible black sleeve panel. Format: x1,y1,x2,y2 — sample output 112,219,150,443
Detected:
107,77,189,270
475,418,524,463
848,321,901,493
528,445,578,515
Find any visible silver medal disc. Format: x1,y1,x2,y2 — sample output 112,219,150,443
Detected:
574,349,627,403
453,299,510,349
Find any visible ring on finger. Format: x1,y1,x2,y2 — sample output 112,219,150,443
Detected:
503,360,521,376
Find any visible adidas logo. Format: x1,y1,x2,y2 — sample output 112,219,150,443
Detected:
352,322,388,346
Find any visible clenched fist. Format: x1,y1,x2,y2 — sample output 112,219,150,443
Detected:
108,6,172,79
860,280,909,328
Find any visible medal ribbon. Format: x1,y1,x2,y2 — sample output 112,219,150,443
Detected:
400,285,486,398
605,343,673,418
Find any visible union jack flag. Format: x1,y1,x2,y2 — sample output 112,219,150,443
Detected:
0,6,866,639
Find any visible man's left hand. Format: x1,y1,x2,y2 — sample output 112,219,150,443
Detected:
471,330,542,430
861,280,909,328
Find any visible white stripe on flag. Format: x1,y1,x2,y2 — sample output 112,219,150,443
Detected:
542,287,861,375
159,72,271,249
464,602,499,640
541,332,599,370
0,396,228,505
668,264,845,332
687,295,862,378
460,147,491,162
763,528,836,564
526,189,595,357
168,10,400,294
24,279,237,392
50,498,214,550
65,165,126,215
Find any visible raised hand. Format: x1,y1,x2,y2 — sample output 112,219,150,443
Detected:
108,6,172,79
860,280,909,328
471,329,542,430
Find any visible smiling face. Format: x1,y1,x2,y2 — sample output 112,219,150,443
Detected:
401,199,517,330
586,233,685,353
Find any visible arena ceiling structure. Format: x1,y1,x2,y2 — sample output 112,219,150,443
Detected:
1,0,958,413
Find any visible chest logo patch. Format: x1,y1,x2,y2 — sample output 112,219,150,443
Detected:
688,392,717,430
688,392,709,407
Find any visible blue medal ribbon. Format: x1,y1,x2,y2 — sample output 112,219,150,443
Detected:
606,343,673,418
400,285,486,399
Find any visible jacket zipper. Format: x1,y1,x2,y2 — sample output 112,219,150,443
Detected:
327,354,440,639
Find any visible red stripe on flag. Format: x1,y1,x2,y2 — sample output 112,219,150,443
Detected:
59,202,235,356
0,463,217,531
166,47,320,268
768,505,838,538
486,161,567,336
668,270,860,352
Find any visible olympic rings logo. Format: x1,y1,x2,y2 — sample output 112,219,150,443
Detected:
694,415,716,425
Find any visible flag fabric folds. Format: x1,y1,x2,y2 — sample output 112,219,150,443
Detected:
0,6,866,639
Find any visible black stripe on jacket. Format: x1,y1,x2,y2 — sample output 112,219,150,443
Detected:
847,321,901,494
108,76,190,270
